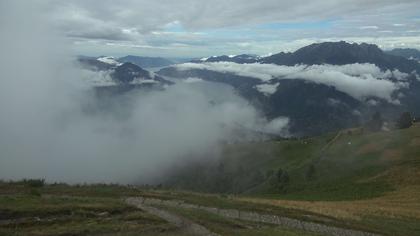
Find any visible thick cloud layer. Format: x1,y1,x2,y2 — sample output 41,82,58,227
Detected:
174,62,410,103
0,1,288,184
49,0,419,37
27,0,420,56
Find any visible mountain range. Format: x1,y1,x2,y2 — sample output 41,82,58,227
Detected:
261,41,420,73
77,56,173,91
157,41,420,136
79,41,420,136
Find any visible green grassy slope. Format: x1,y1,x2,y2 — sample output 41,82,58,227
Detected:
166,124,420,201
155,124,420,235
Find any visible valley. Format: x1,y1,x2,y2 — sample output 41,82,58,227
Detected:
2,2,420,235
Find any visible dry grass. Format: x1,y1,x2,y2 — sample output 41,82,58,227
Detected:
409,137,420,147
381,149,403,161
356,143,380,155
238,165,420,221
238,186,420,221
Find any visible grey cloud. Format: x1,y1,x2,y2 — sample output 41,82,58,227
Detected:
67,29,130,41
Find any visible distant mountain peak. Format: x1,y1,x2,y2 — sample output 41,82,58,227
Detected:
295,41,382,55
118,55,174,68
191,54,259,64
386,48,420,61
110,62,172,85
261,41,420,73
78,57,173,87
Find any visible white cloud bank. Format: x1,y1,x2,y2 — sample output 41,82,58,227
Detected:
255,83,280,96
97,56,122,66
175,62,410,102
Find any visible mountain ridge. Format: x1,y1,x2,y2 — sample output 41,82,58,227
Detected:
157,41,420,136
386,48,420,61
261,41,420,73
118,55,175,68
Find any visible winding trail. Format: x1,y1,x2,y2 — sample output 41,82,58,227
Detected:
125,197,220,236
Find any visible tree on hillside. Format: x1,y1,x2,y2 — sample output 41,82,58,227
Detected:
396,112,413,129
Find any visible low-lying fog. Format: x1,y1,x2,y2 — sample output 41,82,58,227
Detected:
0,2,288,184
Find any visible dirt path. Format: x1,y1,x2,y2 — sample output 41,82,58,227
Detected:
313,130,343,164
321,131,342,152
127,197,380,236
125,197,220,236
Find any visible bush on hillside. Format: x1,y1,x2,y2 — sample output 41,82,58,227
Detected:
22,178,45,188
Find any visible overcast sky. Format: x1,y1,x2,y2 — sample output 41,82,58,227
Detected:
24,0,420,57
